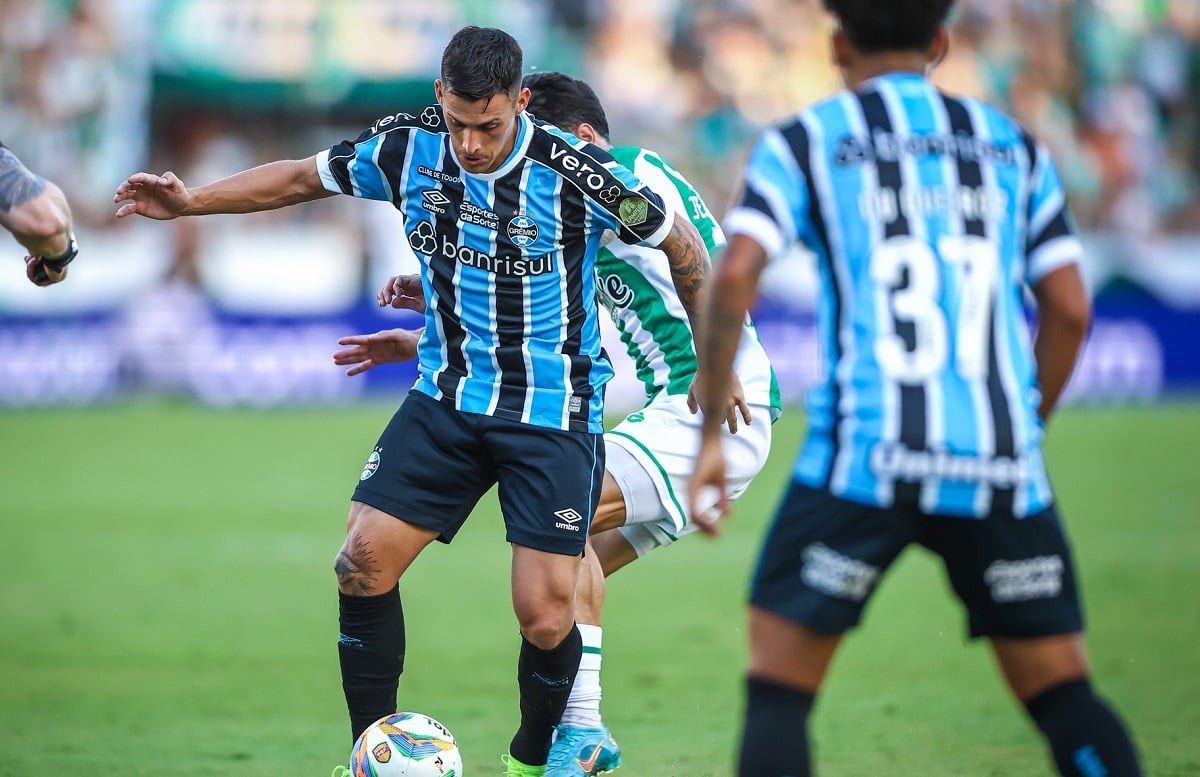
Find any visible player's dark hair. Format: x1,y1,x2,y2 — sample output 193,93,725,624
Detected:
822,0,955,54
440,26,523,101
521,72,611,140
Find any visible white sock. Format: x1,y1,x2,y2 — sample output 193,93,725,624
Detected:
560,623,603,729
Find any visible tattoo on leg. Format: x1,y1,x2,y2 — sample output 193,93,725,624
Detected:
335,532,381,595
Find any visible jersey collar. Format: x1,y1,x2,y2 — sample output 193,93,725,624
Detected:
858,70,929,91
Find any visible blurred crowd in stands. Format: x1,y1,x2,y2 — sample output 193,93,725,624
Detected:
573,0,1200,236
0,0,1192,406
2,0,1198,240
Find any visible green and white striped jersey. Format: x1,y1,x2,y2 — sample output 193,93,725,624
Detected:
597,146,781,416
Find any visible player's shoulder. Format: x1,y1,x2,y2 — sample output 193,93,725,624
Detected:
936,88,1037,151
610,145,684,180
361,104,446,139
524,122,637,191
968,92,1030,135
740,90,837,154
609,144,660,166
799,87,861,122
526,119,606,160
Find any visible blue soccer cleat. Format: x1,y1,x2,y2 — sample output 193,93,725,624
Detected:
545,725,622,776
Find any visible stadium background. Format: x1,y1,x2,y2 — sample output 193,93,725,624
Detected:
0,1,1197,776
1,0,1198,406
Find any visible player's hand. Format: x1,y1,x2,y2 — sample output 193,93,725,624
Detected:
333,328,422,375
25,255,66,286
114,171,190,220
687,432,729,536
687,370,752,434
377,274,426,312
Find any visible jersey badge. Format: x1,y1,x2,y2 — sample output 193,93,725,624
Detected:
360,449,382,481
506,214,540,247
618,196,649,226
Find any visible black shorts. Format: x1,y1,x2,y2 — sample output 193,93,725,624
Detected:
352,391,604,555
751,481,1085,639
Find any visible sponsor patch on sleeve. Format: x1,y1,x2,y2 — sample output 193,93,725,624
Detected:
618,196,649,226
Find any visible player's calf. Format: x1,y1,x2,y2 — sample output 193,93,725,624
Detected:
1025,678,1143,777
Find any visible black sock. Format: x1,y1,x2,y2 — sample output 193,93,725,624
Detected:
738,676,815,777
338,585,405,743
1025,678,1143,777
508,625,582,765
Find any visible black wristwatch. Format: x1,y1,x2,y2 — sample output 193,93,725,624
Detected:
41,234,78,272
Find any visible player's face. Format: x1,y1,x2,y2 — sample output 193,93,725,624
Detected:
436,82,530,174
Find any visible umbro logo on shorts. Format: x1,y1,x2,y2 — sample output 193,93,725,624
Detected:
554,508,585,532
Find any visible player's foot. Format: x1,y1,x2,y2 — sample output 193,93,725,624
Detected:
330,767,350,777
545,725,622,776
502,753,547,776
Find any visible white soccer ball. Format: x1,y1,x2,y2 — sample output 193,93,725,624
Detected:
350,712,463,777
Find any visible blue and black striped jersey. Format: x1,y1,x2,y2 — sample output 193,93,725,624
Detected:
725,72,1084,518
317,106,672,433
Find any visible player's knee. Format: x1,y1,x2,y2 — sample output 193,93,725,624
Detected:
520,624,571,650
517,607,574,649
334,547,366,594
334,536,391,595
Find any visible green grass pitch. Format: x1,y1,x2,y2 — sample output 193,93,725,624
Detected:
0,401,1197,776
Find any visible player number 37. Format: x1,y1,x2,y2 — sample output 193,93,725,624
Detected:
870,234,1000,383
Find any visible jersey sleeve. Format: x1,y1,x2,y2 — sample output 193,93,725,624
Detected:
723,126,809,262
529,126,672,247
594,161,672,249
1024,138,1084,285
315,117,410,202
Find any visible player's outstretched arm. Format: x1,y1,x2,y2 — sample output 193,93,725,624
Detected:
0,147,74,286
688,435,729,536
2,173,70,257
688,232,769,532
1032,263,1091,421
333,328,425,376
661,211,751,433
113,156,333,220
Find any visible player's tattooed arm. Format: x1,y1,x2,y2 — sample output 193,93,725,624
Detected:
694,233,768,433
0,146,73,259
0,146,47,212
335,532,383,595
660,212,709,319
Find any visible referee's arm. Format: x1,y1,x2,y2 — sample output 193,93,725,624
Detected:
115,155,334,221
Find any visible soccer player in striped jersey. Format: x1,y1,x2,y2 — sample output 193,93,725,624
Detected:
689,2,1143,776
333,70,781,776
114,26,715,777
1,142,77,286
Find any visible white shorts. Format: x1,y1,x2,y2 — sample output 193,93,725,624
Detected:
604,393,773,557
